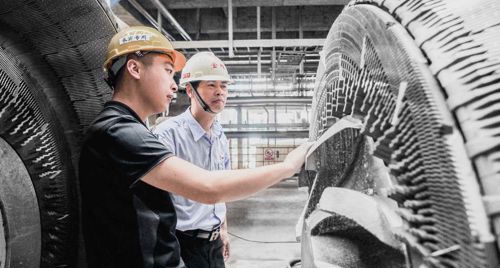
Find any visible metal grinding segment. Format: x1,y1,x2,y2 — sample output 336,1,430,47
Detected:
305,116,364,171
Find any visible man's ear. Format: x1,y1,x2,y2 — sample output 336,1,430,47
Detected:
126,59,141,80
185,83,193,98
185,84,196,106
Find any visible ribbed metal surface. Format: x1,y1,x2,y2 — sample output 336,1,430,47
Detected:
305,128,361,219
311,0,500,266
0,0,116,131
0,63,69,266
0,1,117,267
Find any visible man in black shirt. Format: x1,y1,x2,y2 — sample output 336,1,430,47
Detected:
79,26,311,268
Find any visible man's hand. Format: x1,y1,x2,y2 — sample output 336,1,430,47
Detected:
283,142,314,175
221,220,230,260
221,229,230,260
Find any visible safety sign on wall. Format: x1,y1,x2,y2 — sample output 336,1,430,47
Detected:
264,148,280,161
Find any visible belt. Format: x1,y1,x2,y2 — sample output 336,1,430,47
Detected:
179,227,221,241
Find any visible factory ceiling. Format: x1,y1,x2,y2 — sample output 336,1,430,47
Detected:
114,0,349,76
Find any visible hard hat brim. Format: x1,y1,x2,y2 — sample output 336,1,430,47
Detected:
170,49,186,72
180,75,233,88
103,47,186,73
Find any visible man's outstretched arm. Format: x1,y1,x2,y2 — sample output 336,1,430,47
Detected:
141,142,312,204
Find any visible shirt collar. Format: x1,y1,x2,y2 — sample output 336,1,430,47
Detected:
182,108,222,142
106,101,147,127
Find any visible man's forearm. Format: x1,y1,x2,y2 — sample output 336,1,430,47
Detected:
144,156,295,204
208,162,294,202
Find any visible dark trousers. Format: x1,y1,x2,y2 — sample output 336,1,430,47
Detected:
176,230,225,268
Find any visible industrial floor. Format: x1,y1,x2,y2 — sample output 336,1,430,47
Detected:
225,178,308,268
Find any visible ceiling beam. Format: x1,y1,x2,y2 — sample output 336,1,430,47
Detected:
223,59,319,65
222,123,309,129
172,38,325,49
160,0,349,9
226,96,312,105
185,52,321,59
225,130,309,139
188,27,331,35
225,66,318,73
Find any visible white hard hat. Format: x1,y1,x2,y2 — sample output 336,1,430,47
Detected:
179,52,232,87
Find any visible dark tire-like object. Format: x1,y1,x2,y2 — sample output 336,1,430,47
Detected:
0,1,116,267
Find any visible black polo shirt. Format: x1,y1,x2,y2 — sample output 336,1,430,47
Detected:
79,101,182,268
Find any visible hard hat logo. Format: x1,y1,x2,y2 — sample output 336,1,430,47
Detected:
211,63,226,70
119,33,152,45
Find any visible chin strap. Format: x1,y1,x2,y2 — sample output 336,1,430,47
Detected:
190,82,216,114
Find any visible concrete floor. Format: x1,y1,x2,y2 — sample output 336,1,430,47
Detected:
225,179,308,268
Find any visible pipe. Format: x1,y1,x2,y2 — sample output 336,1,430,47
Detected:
149,0,192,41
128,0,175,40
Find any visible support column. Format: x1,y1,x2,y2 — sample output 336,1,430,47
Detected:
257,6,261,77
195,8,201,39
237,106,243,169
228,0,234,57
298,6,303,39
271,7,276,81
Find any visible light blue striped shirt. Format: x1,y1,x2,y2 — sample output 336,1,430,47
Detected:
154,108,230,231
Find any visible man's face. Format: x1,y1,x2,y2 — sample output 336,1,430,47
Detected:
190,80,228,114
140,54,178,114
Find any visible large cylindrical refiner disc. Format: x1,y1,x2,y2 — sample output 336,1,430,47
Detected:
309,0,500,267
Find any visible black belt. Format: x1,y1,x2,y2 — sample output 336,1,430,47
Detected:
179,227,221,241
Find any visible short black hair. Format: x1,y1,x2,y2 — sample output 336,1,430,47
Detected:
107,53,156,90
189,81,200,91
